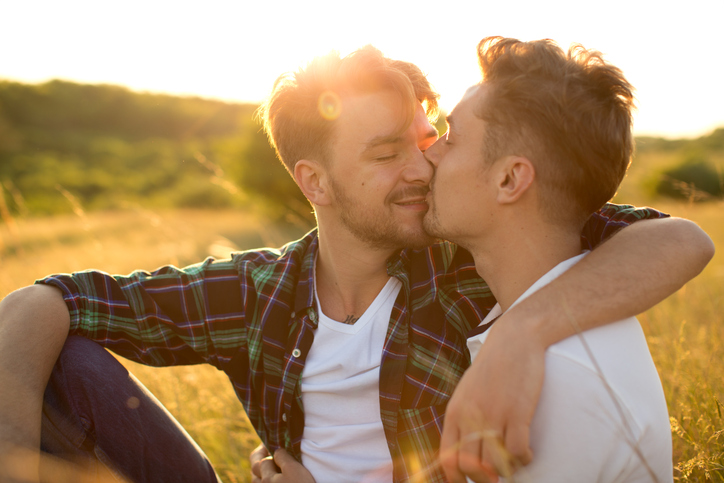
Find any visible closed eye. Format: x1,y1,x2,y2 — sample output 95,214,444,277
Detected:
376,154,398,162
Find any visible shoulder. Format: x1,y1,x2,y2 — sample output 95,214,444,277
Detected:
546,317,663,405
516,321,672,481
538,318,672,468
231,229,317,273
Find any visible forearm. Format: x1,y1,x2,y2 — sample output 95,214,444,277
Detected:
507,217,714,347
0,285,70,459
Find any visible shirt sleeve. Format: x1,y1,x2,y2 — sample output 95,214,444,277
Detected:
35,257,246,370
580,202,670,250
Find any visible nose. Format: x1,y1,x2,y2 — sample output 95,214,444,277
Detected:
424,137,444,168
403,147,434,186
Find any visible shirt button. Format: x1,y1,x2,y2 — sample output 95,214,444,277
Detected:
308,309,317,323
292,348,302,358
282,413,288,422
290,311,296,319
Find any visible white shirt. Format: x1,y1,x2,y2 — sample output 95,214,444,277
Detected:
468,253,673,483
300,276,401,482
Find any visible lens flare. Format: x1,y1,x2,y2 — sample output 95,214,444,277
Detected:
318,90,342,120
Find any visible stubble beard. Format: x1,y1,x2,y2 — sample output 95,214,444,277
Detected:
422,196,464,249
422,214,441,241
330,177,435,251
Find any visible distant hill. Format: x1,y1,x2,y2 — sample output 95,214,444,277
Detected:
0,79,254,142
636,128,724,154
0,79,307,220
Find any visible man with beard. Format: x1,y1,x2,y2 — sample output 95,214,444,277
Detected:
424,37,679,482
0,45,713,483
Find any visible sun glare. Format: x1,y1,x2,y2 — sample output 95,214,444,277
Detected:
1,0,722,137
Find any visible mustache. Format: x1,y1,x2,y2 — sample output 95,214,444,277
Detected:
388,186,430,204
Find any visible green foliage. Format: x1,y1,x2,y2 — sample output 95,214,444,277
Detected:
0,79,293,217
653,154,722,201
0,80,250,142
227,125,312,222
633,129,724,203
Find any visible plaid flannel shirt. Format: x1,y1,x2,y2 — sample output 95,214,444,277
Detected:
38,203,667,482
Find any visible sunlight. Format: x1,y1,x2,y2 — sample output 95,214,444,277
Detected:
1,0,722,137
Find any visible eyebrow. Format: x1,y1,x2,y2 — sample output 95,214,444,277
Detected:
362,126,438,154
363,134,402,152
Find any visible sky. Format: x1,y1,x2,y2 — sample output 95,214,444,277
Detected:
2,0,723,138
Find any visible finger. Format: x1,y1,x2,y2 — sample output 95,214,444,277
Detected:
457,448,491,483
252,458,262,482
272,449,295,472
458,431,485,481
440,424,464,483
251,444,270,478
259,455,281,479
504,423,533,468
482,437,507,483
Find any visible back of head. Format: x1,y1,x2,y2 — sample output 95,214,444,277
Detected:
258,46,440,175
475,36,635,227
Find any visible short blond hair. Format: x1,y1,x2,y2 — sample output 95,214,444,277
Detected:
258,46,439,173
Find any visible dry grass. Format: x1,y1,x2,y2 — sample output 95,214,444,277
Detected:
635,201,724,482
0,202,722,482
0,208,309,482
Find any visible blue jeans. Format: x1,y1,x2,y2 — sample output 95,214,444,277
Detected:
41,336,221,482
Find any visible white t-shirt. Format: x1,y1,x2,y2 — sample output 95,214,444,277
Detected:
300,276,401,482
467,253,673,482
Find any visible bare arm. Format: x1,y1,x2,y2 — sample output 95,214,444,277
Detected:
0,284,70,481
441,217,715,481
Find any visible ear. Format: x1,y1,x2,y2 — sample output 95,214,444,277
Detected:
294,159,331,206
495,156,535,204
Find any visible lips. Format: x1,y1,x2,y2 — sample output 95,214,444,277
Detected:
390,186,430,205
395,198,428,206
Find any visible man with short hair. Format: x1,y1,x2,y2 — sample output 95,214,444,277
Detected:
0,45,712,483
425,37,677,482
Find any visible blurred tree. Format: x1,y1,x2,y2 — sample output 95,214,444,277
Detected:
217,122,313,223
655,153,722,201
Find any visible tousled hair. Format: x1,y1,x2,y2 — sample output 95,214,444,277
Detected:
258,46,439,174
476,36,635,226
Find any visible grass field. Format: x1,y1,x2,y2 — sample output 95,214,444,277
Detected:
0,197,722,481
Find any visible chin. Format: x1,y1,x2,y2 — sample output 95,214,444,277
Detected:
422,216,445,241
386,224,430,250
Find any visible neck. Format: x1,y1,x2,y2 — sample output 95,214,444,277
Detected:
315,218,398,322
467,212,582,312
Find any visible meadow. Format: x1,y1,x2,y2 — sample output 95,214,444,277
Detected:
0,195,721,482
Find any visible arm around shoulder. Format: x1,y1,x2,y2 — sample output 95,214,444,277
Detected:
603,216,715,288
0,284,70,475
524,215,714,347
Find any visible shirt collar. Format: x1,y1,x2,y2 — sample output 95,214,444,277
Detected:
482,251,590,322
292,230,320,326
386,248,409,279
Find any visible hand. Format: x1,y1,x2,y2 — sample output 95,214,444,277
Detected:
250,444,315,483
250,443,270,483
440,317,542,482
